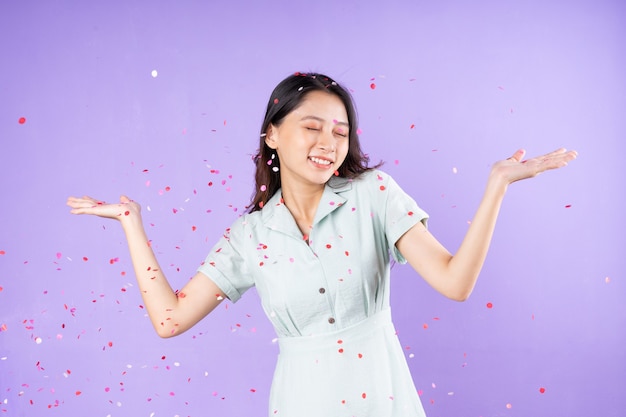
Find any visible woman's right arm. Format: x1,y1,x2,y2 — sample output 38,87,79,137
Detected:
67,195,225,338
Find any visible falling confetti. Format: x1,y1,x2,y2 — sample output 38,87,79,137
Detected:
151,69,158,78
18,117,26,124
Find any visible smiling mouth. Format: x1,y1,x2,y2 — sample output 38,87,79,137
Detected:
309,156,333,166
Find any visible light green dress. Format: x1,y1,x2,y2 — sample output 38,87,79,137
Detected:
199,170,428,417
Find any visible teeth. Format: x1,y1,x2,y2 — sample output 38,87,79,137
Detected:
310,157,331,165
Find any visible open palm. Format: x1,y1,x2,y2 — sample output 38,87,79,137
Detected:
493,148,578,185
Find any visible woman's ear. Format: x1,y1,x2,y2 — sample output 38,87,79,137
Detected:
265,125,278,149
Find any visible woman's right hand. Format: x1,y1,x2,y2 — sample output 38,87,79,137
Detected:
66,195,141,222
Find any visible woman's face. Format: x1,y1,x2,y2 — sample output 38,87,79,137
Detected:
266,90,350,189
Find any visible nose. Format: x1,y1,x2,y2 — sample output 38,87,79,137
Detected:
318,130,336,153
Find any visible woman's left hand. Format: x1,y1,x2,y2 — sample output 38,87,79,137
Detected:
492,148,578,185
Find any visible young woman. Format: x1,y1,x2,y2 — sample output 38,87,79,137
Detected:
67,72,577,416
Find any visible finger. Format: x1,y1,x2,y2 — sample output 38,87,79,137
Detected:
508,149,526,162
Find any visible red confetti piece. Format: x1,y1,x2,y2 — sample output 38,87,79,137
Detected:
108,341,113,347
358,353,363,358
539,387,546,394
192,225,197,231
362,392,367,399
75,391,82,396
370,83,376,90
273,98,279,104
18,117,26,124
0,250,5,255
408,211,414,216
338,348,344,353
326,244,332,249
82,256,88,261
486,302,493,309
565,204,572,208
379,185,386,191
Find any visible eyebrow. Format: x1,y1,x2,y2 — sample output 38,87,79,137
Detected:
300,115,349,128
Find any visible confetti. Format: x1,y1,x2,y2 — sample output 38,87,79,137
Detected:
18,117,26,124
539,387,546,394
151,69,158,78
486,302,493,309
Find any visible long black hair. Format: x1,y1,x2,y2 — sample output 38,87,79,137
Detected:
247,72,381,213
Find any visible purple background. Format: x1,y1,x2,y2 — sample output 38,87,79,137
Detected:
1,1,624,416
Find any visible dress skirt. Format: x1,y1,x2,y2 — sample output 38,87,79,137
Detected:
269,309,427,417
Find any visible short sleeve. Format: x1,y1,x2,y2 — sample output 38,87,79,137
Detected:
379,172,429,264
197,216,255,303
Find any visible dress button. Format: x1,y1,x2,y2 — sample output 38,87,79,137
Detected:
328,317,335,324
319,287,326,294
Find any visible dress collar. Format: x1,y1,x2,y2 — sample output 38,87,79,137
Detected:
260,176,353,238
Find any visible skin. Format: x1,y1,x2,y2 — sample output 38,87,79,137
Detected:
66,91,577,337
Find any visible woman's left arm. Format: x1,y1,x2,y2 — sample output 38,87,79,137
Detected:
396,148,577,301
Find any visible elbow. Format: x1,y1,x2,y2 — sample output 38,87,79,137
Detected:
447,287,473,302
154,323,180,339
451,293,470,302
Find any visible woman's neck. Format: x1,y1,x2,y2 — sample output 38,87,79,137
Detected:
280,181,325,236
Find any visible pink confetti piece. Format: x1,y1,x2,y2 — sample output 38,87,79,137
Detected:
565,204,572,208
370,83,376,90
0,250,5,255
